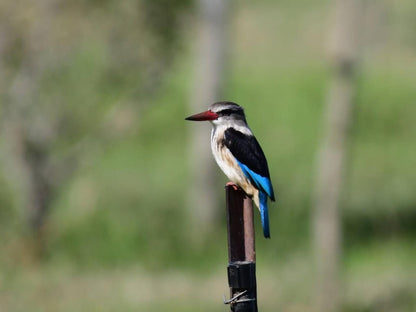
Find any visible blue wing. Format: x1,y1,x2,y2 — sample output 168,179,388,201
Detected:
224,128,275,200
237,161,274,200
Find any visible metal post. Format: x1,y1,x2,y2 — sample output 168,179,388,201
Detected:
224,185,258,312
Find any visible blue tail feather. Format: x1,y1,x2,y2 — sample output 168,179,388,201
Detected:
259,191,270,238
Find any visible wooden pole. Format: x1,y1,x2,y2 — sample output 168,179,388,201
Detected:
225,185,258,312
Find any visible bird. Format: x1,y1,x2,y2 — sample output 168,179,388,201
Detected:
185,101,275,238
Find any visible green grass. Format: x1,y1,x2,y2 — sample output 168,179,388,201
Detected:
1,240,414,312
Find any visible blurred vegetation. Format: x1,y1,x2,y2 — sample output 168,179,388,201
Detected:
0,0,415,311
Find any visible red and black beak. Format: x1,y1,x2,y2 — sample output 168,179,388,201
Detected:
185,110,219,121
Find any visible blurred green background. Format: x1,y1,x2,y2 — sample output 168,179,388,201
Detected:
0,0,415,311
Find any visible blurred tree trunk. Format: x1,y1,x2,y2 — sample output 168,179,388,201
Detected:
313,0,363,311
1,2,59,252
0,0,192,257
188,0,229,238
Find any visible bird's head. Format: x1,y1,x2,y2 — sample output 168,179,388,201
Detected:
185,101,246,126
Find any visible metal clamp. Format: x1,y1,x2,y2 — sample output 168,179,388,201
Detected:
223,290,249,305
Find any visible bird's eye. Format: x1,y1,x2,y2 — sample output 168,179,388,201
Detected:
219,109,237,116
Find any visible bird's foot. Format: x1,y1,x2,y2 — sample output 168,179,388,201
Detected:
226,182,239,191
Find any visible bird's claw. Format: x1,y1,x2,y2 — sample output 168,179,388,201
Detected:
226,182,239,191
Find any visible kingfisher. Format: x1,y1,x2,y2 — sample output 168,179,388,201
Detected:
185,101,275,238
